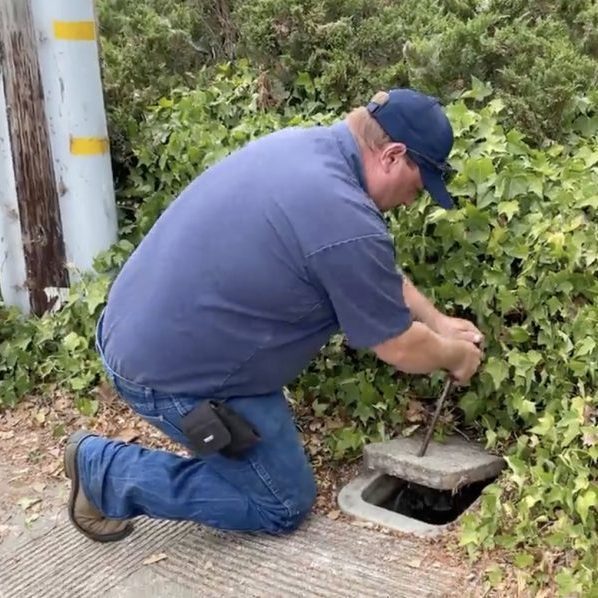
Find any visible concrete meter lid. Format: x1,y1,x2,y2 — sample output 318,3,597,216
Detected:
364,434,505,491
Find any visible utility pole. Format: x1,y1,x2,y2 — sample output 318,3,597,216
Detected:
0,0,69,315
0,0,118,315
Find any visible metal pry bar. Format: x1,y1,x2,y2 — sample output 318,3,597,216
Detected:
417,377,454,457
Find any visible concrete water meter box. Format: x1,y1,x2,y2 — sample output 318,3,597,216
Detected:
338,434,505,537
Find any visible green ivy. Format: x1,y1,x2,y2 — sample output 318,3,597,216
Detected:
0,276,107,411
0,242,132,413
1,64,596,594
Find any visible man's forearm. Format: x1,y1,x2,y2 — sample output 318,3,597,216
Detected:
372,321,460,374
402,275,443,329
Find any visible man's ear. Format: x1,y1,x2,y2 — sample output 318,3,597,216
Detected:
380,143,407,172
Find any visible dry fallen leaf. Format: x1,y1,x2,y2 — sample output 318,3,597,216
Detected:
115,428,140,443
407,557,424,568
0,431,15,440
401,424,420,437
582,431,597,447
43,460,63,477
25,513,40,525
17,497,42,511
327,509,341,520
142,553,168,565
405,399,427,424
350,520,375,529
14,468,30,475
55,397,69,411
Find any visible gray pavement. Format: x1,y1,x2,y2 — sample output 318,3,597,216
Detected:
0,511,469,597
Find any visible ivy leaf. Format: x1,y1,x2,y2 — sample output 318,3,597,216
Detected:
503,176,531,199
484,357,509,390
512,395,536,417
530,413,555,437
485,565,503,587
354,401,374,424
63,332,82,352
446,101,478,134
575,488,597,525
460,530,479,548
575,337,596,357
513,552,534,568
86,285,107,315
509,326,530,343
529,176,543,198
476,189,497,210
459,391,484,423
485,98,505,115
295,71,315,94
497,200,519,221
460,76,493,102
75,398,99,417
463,157,495,190
556,570,582,595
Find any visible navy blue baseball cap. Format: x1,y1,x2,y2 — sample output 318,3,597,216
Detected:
366,88,456,209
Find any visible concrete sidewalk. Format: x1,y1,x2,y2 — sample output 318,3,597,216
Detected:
0,510,469,597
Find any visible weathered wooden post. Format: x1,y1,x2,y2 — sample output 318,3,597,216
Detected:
0,0,68,314
0,0,118,315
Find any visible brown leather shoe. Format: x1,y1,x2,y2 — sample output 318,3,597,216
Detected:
64,431,133,542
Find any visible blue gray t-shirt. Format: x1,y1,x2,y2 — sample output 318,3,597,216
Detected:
100,122,412,397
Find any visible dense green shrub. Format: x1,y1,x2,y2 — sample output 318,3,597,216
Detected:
234,0,598,144
0,274,109,411
117,61,336,243
97,0,598,170
97,0,235,176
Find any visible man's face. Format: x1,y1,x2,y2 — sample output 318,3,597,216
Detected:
366,143,424,211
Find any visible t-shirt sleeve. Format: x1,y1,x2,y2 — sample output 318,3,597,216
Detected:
306,234,413,348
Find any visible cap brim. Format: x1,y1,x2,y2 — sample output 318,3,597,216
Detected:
421,166,454,209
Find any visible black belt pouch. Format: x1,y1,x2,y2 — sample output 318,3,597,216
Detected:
181,400,261,458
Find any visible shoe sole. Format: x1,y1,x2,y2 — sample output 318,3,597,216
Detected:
64,431,133,543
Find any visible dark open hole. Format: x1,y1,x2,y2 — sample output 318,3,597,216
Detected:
362,474,496,525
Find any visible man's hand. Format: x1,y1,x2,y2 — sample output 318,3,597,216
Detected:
445,338,483,385
372,322,483,384
431,314,484,347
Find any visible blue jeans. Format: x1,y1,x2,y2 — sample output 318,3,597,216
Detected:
76,324,317,534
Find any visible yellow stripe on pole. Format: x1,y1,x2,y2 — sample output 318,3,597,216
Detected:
70,137,109,156
53,21,96,41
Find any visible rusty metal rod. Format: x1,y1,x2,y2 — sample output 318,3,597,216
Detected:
417,377,454,457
